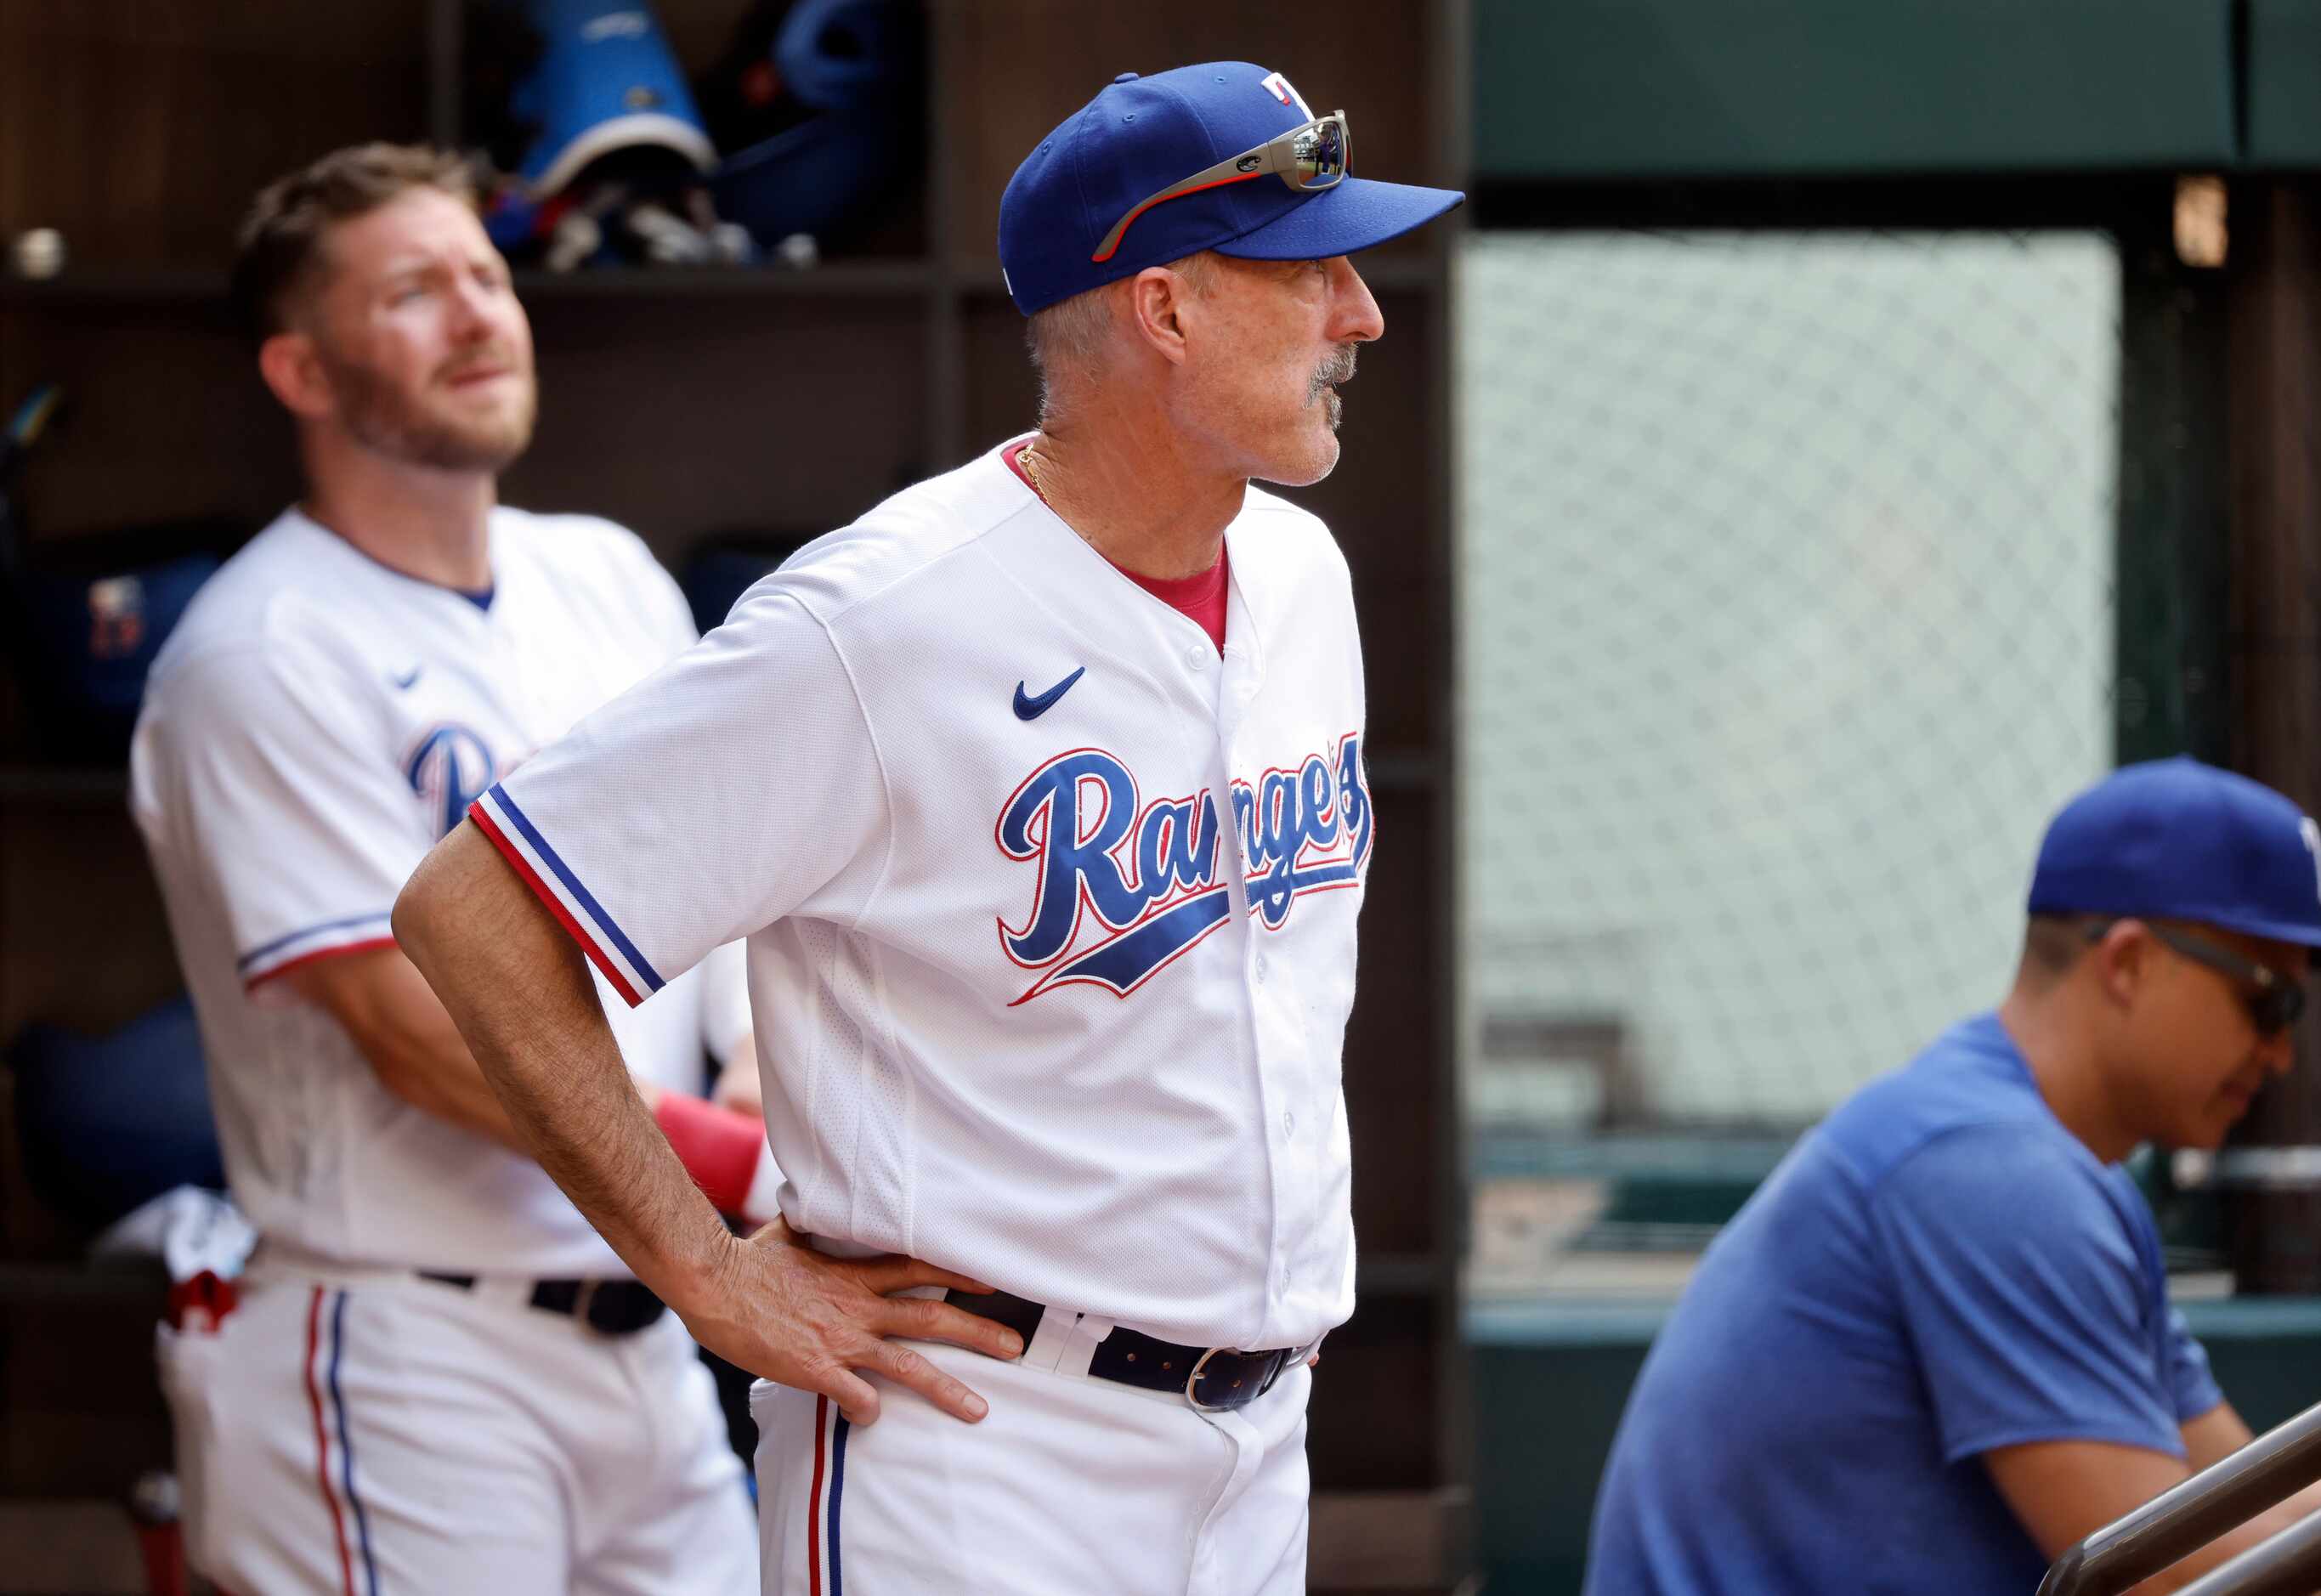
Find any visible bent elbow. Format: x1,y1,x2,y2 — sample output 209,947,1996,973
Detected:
392,840,457,969
389,872,428,963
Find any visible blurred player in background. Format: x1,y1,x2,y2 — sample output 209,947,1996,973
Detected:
393,62,1460,1596
1586,758,2321,1594
129,144,768,1594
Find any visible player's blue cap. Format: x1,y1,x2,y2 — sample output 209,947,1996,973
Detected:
2028,756,2321,947
997,61,1464,316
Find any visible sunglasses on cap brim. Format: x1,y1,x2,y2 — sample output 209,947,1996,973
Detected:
2084,919,2309,1034
1091,111,1350,265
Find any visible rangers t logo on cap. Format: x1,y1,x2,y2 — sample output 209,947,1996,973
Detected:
1260,71,1312,116
996,60,1463,314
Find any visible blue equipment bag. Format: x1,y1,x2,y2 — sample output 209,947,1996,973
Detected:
701,0,924,246
509,0,718,197
0,385,226,764
9,997,226,1228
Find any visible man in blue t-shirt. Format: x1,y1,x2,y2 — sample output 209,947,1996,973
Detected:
1585,758,2321,1594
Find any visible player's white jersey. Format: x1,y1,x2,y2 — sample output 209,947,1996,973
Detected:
478,440,1370,1350
132,506,750,1278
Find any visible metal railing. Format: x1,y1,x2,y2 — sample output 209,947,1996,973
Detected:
2040,1400,2321,1595
2173,1511,2321,1596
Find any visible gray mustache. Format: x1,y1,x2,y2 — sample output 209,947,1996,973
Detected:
1309,347,1358,400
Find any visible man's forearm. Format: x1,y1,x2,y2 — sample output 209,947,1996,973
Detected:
392,820,733,1307
395,821,1021,1426
288,942,761,1211
286,945,538,1152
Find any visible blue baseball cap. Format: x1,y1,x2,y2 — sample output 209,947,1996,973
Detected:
2028,756,2321,947
997,62,1464,316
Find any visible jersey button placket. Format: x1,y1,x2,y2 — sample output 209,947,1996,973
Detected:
1220,828,1294,1336
1256,992,1308,1331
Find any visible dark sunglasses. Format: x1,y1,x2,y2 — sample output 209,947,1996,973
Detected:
2085,920,2308,1034
1091,111,1351,265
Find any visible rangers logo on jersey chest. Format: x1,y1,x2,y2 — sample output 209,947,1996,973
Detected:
994,733,1371,1004
405,723,499,840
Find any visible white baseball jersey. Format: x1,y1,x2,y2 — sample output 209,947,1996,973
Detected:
131,506,751,1278
476,439,1371,1350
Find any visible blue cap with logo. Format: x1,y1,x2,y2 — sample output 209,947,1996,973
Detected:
998,61,1464,316
2028,756,2321,947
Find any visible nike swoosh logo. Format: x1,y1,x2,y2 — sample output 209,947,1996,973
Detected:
391,666,423,690
1013,666,1085,722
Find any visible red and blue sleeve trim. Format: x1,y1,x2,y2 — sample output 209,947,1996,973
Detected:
237,912,399,990
468,783,665,1007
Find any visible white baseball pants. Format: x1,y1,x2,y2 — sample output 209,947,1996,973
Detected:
750,1323,1312,1595
156,1262,757,1595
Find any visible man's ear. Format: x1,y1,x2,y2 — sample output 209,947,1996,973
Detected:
1126,264,1203,367
2092,920,2151,1012
258,330,333,422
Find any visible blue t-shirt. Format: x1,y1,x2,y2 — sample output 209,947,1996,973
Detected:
1582,1013,2224,1595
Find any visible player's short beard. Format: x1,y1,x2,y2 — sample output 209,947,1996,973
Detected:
320,344,536,473
1309,345,1357,432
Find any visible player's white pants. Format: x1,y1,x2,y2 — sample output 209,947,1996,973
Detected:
750,1338,1312,1595
156,1259,757,1596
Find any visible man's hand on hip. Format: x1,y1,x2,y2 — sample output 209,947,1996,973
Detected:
677,1217,1024,1427
394,823,1016,1429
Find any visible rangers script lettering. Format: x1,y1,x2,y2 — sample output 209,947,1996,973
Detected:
999,733,1373,1003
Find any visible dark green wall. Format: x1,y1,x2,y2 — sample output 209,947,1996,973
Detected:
1475,0,2239,180
2249,0,2321,167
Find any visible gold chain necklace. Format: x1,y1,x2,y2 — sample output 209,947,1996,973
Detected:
1020,439,1110,557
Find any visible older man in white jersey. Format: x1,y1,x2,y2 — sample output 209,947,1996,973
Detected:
395,65,1462,1594
130,144,778,1595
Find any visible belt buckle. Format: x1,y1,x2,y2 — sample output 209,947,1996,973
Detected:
570,1279,601,1328
1185,1346,1232,1412
1186,1346,1276,1412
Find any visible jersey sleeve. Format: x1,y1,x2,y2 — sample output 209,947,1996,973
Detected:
1870,1124,2188,1463
2164,1305,2226,1424
131,638,421,991
471,585,886,1007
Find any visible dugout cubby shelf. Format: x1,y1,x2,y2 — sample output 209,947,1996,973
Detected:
0,767,128,803
0,3,1469,1587
0,262,946,306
